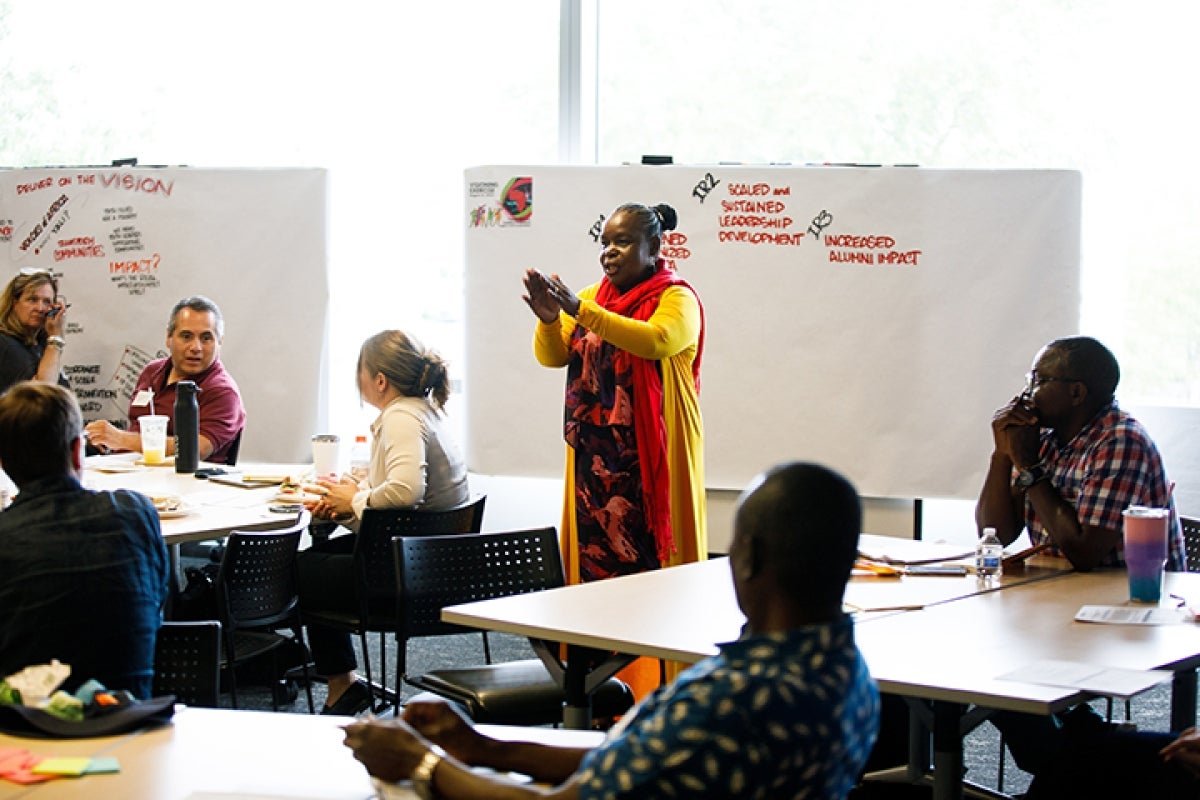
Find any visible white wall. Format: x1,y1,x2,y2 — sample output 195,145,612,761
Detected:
469,473,979,554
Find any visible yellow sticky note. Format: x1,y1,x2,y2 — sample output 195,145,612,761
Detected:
31,757,91,776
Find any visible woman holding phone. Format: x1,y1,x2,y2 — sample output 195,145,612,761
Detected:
0,268,69,394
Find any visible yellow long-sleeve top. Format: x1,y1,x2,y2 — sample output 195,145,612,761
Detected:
533,282,707,583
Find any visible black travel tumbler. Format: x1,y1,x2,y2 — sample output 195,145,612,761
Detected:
174,381,201,473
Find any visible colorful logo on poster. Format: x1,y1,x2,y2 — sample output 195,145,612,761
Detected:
501,177,532,223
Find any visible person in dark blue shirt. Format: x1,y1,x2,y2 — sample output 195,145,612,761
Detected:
0,381,170,699
344,462,881,800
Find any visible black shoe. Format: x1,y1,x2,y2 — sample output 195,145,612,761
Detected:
321,680,372,716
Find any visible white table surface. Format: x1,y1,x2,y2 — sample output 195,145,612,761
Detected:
442,534,1071,663
854,569,1200,709
441,535,1200,799
0,706,606,800
83,454,310,545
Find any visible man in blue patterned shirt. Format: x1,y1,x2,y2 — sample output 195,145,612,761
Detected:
345,461,881,799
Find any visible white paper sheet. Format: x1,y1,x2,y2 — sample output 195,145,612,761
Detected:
998,659,1173,698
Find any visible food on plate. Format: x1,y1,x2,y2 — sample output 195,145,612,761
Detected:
275,484,324,503
151,495,182,513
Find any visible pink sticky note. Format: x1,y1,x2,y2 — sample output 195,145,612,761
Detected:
0,750,55,784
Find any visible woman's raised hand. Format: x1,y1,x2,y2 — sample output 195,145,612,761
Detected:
522,268,562,323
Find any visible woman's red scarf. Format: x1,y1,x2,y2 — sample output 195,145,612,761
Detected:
591,262,704,562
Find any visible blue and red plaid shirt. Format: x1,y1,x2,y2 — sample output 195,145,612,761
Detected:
1020,401,1185,570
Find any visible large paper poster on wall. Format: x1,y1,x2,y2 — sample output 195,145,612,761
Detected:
464,165,1081,500
0,167,328,462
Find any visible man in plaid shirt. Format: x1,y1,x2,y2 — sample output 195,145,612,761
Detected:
976,335,1184,572
979,333,1185,782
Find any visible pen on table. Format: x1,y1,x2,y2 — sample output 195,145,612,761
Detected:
844,602,925,613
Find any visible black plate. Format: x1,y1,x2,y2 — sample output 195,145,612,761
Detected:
0,695,175,739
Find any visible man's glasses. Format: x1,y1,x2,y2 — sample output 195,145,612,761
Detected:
1024,371,1082,393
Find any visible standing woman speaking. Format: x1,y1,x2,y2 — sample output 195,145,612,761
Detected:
523,202,705,691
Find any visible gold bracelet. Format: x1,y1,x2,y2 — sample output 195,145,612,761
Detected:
411,744,445,800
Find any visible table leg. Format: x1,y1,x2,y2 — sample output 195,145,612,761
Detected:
904,697,933,782
561,644,593,729
1171,667,1198,732
931,700,966,800
530,640,636,729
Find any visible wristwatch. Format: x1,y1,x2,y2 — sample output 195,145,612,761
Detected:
411,744,445,800
1016,462,1049,490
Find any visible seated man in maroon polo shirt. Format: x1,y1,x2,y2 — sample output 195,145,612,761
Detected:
85,295,245,464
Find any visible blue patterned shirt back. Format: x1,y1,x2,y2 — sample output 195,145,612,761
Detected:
576,616,880,800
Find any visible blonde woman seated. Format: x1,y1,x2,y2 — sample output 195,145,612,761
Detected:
299,330,469,715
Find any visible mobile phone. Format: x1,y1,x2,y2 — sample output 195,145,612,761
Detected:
194,467,228,479
269,503,304,513
906,565,969,576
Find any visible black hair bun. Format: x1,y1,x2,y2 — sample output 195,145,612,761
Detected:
653,203,678,232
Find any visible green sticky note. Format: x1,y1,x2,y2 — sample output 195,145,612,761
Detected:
84,757,120,774
31,757,91,776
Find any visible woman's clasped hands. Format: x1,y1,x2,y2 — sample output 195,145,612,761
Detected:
306,474,358,522
522,268,580,322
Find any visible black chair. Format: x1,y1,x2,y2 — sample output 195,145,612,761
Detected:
393,527,635,726
1179,515,1200,573
301,495,487,711
215,510,315,712
223,428,243,466
153,620,222,708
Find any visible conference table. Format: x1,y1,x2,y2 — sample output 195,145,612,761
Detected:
0,706,606,799
83,453,311,545
82,453,312,584
441,535,1200,800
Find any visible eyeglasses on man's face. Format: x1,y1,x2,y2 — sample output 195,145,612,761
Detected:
1024,371,1082,393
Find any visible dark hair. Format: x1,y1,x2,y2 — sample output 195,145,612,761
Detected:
734,462,861,608
1048,336,1120,403
168,295,225,339
0,381,81,485
611,202,678,245
0,269,59,344
357,330,452,411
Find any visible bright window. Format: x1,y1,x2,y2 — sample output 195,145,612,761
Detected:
593,0,1200,405
0,0,560,440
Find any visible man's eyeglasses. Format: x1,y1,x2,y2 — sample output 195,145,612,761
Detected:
1024,371,1082,393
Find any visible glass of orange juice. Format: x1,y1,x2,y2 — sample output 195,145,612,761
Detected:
140,415,169,465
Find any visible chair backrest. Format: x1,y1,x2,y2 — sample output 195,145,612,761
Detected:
394,526,563,640
354,494,487,607
222,428,243,466
215,510,310,630
1181,516,1200,573
153,620,222,707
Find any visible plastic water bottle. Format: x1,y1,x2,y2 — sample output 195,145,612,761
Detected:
174,381,200,474
976,526,1003,585
349,435,370,481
